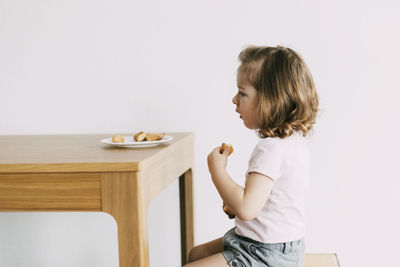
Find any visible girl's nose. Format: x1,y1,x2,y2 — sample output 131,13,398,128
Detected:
232,94,238,105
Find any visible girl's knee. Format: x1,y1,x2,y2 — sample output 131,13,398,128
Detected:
188,237,224,263
188,245,202,263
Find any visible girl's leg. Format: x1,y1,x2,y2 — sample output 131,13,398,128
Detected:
184,252,229,267
187,237,224,263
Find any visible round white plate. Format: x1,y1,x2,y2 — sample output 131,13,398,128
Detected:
101,135,173,148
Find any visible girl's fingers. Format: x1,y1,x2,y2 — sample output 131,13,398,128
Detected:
212,146,228,156
213,147,222,154
218,145,229,156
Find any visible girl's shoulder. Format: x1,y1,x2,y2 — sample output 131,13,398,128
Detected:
256,136,280,150
255,131,306,153
258,130,304,143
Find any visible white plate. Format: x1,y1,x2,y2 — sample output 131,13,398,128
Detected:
101,135,173,148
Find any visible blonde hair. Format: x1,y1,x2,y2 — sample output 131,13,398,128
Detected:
238,45,319,138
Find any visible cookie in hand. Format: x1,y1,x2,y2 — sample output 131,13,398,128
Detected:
220,143,234,156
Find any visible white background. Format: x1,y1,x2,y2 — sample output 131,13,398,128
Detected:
1,0,400,266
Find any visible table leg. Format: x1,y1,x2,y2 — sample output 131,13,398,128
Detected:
101,172,149,267
179,169,194,265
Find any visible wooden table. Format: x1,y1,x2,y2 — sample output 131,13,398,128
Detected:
0,133,194,267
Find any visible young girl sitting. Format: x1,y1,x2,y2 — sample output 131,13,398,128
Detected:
184,45,319,267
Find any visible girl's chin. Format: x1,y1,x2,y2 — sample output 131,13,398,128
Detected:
243,121,257,130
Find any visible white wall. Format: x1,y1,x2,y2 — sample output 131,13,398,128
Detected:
1,0,399,266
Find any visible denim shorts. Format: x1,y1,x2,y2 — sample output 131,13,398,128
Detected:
222,228,305,267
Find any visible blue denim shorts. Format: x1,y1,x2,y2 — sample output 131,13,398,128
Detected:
222,228,305,267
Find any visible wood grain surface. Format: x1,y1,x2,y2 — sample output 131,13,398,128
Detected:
0,132,195,267
101,172,149,267
305,254,340,267
0,133,188,173
0,172,101,210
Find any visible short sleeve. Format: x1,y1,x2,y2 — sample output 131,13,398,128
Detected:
246,139,283,181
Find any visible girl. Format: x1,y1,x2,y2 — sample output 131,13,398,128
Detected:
184,45,318,267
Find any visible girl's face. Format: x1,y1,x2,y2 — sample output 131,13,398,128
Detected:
232,71,260,129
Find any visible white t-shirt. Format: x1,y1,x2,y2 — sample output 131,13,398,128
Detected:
235,131,310,243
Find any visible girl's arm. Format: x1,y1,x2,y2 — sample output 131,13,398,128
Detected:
208,147,274,221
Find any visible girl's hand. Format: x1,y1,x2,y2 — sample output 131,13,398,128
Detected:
222,202,236,219
207,146,229,175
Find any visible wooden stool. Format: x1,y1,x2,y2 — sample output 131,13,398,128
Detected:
304,254,340,267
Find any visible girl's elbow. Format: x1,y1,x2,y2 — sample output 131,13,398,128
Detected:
236,209,258,221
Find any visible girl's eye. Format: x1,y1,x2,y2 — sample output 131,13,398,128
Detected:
239,92,246,97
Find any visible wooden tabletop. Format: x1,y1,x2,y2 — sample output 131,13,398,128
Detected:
0,133,193,173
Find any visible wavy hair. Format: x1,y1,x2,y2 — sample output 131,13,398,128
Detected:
238,45,319,138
